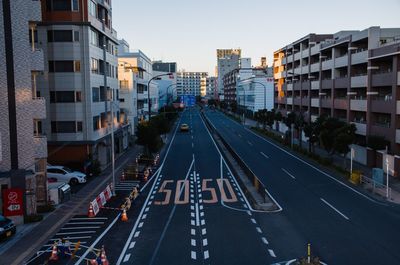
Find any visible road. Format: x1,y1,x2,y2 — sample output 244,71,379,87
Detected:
205,109,400,264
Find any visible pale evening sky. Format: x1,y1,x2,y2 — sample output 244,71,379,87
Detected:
112,0,400,75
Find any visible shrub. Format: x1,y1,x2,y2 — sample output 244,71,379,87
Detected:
24,214,43,223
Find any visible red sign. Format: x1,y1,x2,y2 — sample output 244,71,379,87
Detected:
2,188,24,217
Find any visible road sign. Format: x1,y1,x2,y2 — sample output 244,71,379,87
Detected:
2,188,24,217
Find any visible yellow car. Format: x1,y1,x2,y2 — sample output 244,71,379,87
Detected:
180,123,189,132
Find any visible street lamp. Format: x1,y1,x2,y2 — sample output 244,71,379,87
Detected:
147,72,173,120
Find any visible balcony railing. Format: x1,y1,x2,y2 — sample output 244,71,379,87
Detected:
32,97,46,120
34,135,48,159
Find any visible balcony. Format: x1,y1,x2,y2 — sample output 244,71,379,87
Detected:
311,81,319,90
293,97,301,105
310,62,319,73
287,97,293,105
352,122,367,136
28,0,41,21
334,77,348,88
30,49,44,72
302,65,309,74
397,130,400,144
294,52,301,61
31,97,46,119
335,55,348,68
398,72,400,86
371,72,393,87
371,99,393,113
310,45,320,55
311,98,320,107
302,97,310,106
334,98,348,110
350,99,367,111
301,81,311,90
294,67,301,75
351,75,367,87
320,98,332,108
287,83,293,91
371,125,392,141
275,97,286,104
302,49,309,58
321,79,333,89
322,59,333,70
282,57,287,65
397,100,400,115
351,50,368,65
294,81,301,90
34,135,48,159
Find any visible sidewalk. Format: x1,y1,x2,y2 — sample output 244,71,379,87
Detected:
0,145,142,265
222,110,400,204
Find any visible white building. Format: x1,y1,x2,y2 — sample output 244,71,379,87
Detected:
177,72,208,97
0,0,48,221
153,61,177,108
237,58,274,113
217,49,241,100
206,76,217,99
118,49,158,121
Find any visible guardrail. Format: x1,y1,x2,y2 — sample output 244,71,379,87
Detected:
360,175,392,199
201,111,269,203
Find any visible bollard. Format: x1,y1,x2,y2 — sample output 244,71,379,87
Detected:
307,243,311,263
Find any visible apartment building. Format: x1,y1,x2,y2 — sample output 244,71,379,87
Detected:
216,49,241,100
153,61,177,108
223,69,239,106
273,26,400,153
0,0,48,221
37,0,129,168
236,58,274,113
118,49,158,121
177,72,208,97
206,76,217,99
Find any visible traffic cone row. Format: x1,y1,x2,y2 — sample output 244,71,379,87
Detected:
88,203,95,218
49,243,58,261
121,209,128,222
101,246,109,265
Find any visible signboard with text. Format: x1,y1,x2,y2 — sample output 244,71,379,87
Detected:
2,188,24,217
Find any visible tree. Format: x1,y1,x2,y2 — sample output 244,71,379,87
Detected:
320,117,345,154
254,109,268,129
136,121,162,154
284,112,297,146
230,101,238,113
303,115,327,153
294,113,305,148
266,110,275,129
274,111,283,131
333,123,356,168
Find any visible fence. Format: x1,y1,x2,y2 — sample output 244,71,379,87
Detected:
360,175,392,199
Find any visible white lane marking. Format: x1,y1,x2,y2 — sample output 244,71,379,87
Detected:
282,168,296,180
138,222,144,228
262,237,269,245
190,205,194,210
70,217,107,220
199,205,203,210
191,220,195,226
191,239,196,246
51,236,91,241
191,251,197,260
129,242,136,249
247,141,253,146
247,210,252,216
268,249,276,258
251,218,256,224
61,226,100,230
142,214,147,220
260,151,269,159
145,207,149,212
134,231,140,238
203,238,208,246
150,195,154,200
320,198,350,220
238,134,242,137
243,204,248,209
56,231,96,235
256,227,262,233
192,143,194,148
202,228,207,235
195,203,200,226
243,125,382,204
67,222,103,225
191,229,196,236
204,250,209,259
123,254,131,263
191,212,195,217
200,212,204,217
201,219,205,226
148,201,152,206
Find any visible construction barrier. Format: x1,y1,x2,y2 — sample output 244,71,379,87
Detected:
89,183,113,217
350,170,362,185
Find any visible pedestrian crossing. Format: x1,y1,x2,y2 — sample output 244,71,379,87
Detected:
26,215,108,264
115,180,140,191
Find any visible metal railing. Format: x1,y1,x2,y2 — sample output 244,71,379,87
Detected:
360,175,392,199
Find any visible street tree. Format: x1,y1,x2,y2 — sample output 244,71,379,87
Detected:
333,123,357,168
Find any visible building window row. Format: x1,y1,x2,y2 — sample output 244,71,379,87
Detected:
89,28,117,55
51,121,82,133
50,91,82,103
91,58,117,78
47,30,79,42
46,0,79,12
93,111,120,131
49,60,80,72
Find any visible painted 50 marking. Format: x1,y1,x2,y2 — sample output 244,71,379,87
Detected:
154,179,238,205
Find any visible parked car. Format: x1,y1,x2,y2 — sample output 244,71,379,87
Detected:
47,166,87,185
0,215,16,241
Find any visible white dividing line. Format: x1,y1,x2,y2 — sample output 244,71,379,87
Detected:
192,142,194,148
202,228,207,235
262,237,269,245
138,222,144,228
70,217,107,221
60,226,100,230
320,198,350,220
242,125,382,205
282,168,296,180
129,242,136,249
204,250,210,259
268,249,276,258
202,238,208,246
67,222,104,225
51,236,91,241
191,229,196,236
134,231,140,238
260,152,269,159
142,214,147,220
191,251,197,260
238,133,242,137
251,218,256,224
256,227,262,233
56,231,96,235
123,254,131,263
191,239,196,246
247,141,253,146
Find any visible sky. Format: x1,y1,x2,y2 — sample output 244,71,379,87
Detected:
112,0,400,75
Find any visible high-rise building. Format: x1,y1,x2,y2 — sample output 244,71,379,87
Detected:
177,72,208,97
37,0,129,168
206,76,217,99
273,26,400,153
0,0,48,222
216,49,241,100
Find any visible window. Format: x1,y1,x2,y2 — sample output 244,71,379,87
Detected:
74,31,79,42
100,112,107,128
74,61,81,72
93,116,100,131
48,30,73,42
75,91,82,102
89,29,98,46
91,58,99,74
92,87,100,102
46,0,79,11
51,121,77,133
29,30,38,44
120,80,129,89
100,86,109,101
77,121,83,132
72,0,79,11
49,61,73,72
89,0,97,17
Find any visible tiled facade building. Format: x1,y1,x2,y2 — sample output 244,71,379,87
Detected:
274,27,400,153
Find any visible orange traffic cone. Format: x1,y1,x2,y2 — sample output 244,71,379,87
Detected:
121,209,128,222
101,246,109,265
88,259,98,265
49,243,58,261
88,204,95,218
